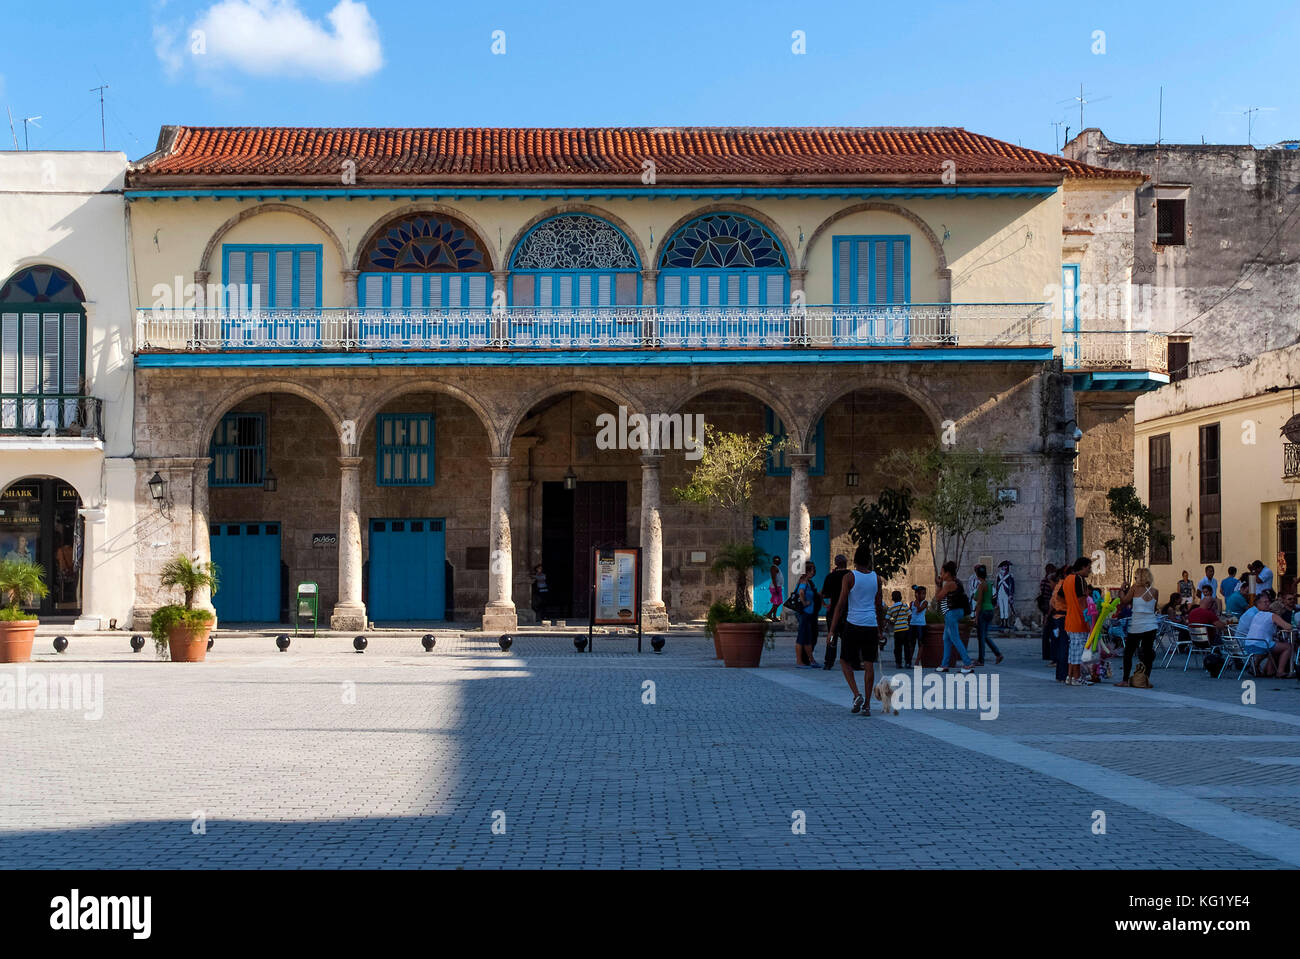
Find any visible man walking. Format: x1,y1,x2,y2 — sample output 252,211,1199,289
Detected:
821,554,850,669
830,544,883,716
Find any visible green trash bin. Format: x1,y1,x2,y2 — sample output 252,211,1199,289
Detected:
295,582,319,636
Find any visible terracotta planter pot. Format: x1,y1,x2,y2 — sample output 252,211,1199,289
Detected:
167,621,213,662
715,621,768,668
711,630,723,660
919,621,973,667
0,619,38,664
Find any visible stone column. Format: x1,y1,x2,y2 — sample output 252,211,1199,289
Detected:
786,452,814,624
342,270,359,308
191,457,216,618
482,455,518,632
639,269,659,344
639,453,669,631
330,455,367,630
788,269,809,343
491,270,511,344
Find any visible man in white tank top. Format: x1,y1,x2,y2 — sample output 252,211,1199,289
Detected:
829,544,883,715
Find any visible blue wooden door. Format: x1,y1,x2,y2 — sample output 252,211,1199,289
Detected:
368,518,446,621
752,516,829,610
209,521,281,622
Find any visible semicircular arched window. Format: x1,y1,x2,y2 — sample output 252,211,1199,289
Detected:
1,266,86,433
657,214,788,307
508,214,640,308
357,213,493,313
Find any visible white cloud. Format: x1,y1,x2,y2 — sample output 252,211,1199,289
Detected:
153,23,184,78
187,0,383,82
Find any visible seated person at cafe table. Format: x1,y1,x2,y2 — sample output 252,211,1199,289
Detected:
1244,592,1295,678
1187,587,1229,641
1225,579,1251,617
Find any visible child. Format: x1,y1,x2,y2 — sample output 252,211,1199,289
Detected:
908,586,928,669
887,590,910,668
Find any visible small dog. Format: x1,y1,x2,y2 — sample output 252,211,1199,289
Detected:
871,676,901,715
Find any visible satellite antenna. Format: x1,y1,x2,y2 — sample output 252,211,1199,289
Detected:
90,84,109,150
20,115,41,151
1058,84,1111,131
6,106,17,150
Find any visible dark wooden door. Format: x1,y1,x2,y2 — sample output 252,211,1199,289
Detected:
571,481,627,619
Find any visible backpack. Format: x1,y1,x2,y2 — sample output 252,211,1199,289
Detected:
952,584,971,616
1203,652,1225,677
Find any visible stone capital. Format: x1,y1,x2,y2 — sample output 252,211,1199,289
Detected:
487,455,513,471
640,453,665,468
337,456,364,470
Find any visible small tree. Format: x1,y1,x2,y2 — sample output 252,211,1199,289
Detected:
0,558,49,620
160,554,219,610
1103,484,1171,587
674,425,783,612
883,445,1013,578
848,487,923,581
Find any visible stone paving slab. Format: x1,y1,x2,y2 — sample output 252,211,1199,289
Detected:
2,634,1298,868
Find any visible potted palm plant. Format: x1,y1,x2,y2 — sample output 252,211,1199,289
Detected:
0,558,49,663
676,427,779,667
150,555,219,662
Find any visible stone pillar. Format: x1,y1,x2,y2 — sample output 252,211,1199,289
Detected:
491,270,510,344
787,453,814,624
342,270,359,308
639,269,659,344
191,457,216,618
788,268,807,297
482,455,518,632
788,269,809,343
639,453,669,631
330,455,367,630
937,268,953,303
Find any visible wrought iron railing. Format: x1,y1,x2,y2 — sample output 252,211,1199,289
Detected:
0,394,104,441
1062,330,1170,374
1285,443,1300,483
135,303,1053,352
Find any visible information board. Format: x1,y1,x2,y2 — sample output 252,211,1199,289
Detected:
593,548,639,626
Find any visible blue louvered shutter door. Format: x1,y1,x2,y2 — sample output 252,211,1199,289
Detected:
226,251,246,308
363,275,383,309
467,275,487,309
765,274,784,305
873,241,888,304
890,240,906,303
448,274,463,307
856,242,871,305
298,250,317,309
511,274,532,307
615,273,636,305
251,251,270,311
835,239,850,303
538,275,552,307
274,250,293,308
661,275,680,307
578,275,592,307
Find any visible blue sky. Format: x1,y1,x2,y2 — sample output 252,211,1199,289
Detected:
2,0,1296,159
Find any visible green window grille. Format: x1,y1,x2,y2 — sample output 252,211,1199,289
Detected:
377,413,435,486
210,413,266,487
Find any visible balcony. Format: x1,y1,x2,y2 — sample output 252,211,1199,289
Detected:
0,394,105,442
1285,443,1300,484
1063,330,1171,392
135,303,1052,364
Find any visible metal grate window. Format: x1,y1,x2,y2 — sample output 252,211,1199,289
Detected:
1198,423,1221,564
1156,199,1186,246
210,413,266,487
765,408,824,477
1148,433,1172,565
377,413,435,487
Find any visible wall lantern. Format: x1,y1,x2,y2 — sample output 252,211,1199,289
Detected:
846,394,860,487
563,394,578,491
563,466,578,492
148,471,166,503
263,467,278,493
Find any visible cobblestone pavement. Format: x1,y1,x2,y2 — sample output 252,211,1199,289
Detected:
2,629,1299,868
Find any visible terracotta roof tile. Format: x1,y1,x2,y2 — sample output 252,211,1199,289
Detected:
130,126,1139,183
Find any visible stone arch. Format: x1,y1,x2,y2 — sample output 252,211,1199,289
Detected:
353,378,500,456
196,380,347,459
805,376,946,442
651,204,796,272
0,472,93,512
503,204,649,272
667,378,804,453
502,378,650,456
198,203,348,277
801,201,948,279
351,203,502,273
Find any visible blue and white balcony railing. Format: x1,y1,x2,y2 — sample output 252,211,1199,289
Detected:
136,303,1052,352
1061,330,1170,374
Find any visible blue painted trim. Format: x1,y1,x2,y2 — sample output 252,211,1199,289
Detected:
506,270,642,307
1072,370,1170,392
221,243,323,309
138,347,1054,368
208,411,266,487
357,272,493,309
127,186,1059,201
765,408,825,476
832,235,911,305
376,412,436,486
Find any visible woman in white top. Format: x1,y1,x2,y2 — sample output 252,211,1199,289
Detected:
1244,593,1294,677
1117,567,1159,687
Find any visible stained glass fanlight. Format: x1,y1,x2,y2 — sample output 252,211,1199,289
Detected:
658,214,787,270
511,215,639,270
359,214,489,272
0,265,86,303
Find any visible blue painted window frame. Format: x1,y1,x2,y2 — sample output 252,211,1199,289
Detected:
209,412,266,488
376,413,436,487
220,244,323,310
765,408,824,476
357,272,493,310
507,214,642,308
1062,264,1080,367
831,235,911,305
656,213,790,308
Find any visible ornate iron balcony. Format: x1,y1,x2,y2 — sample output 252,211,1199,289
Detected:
0,394,104,441
1062,331,1170,374
134,303,1052,353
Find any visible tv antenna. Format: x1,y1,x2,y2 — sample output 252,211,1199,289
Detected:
1051,120,1066,153
90,84,109,150
20,115,41,151
6,107,17,150
1059,84,1111,132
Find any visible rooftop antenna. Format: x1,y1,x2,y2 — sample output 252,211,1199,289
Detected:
1051,120,1065,153
1154,86,1162,188
20,115,41,151
1059,83,1111,132
90,84,108,150
6,106,17,150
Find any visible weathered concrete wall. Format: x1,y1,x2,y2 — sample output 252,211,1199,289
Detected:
1065,129,1300,374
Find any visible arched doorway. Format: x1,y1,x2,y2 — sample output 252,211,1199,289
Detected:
0,476,83,617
